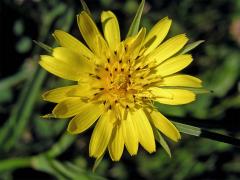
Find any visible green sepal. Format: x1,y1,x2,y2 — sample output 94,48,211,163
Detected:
179,40,204,54
159,86,213,94
172,121,202,136
153,128,171,157
33,40,52,53
126,0,145,37
92,154,104,172
80,0,92,18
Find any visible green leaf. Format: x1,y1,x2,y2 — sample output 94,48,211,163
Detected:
33,40,52,53
179,40,204,54
92,154,104,172
172,121,202,136
45,133,76,158
0,157,31,172
154,128,171,157
126,0,145,37
80,0,92,17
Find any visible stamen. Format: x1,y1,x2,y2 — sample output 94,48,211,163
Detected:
124,45,128,51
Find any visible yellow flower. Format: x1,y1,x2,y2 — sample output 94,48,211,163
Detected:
40,11,202,161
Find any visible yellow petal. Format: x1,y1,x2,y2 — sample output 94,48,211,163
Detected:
132,109,156,153
52,47,94,74
122,111,138,155
143,17,172,55
89,110,114,158
160,74,202,87
42,85,80,103
147,34,188,64
150,110,181,142
101,11,120,51
125,27,146,59
78,11,107,54
151,88,196,105
155,54,192,76
67,103,104,134
39,55,82,81
53,30,93,58
108,125,124,161
52,98,86,118
67,83,98,98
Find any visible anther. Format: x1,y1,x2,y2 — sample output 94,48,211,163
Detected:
114,51,117,55
109,105,112,110
110,73,112,77
96,75,101,80
107,58,110,63
140,76,144,79
119,59,122,63
99,88,104,90
114,68,117,71
105,67,109,71
128,74,131,78
121,68,124,72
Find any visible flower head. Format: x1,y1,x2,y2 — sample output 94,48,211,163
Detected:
40,11,202,161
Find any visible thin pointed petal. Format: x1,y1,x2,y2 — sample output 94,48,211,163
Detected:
53,30,93,58
150,111,181,142
67,103,104,134
160,75,202,87
143,17,172,55
52,98,86,118
122,111,138,155
101,11,120,51
148,34,188,64
132,109,156,153
89,110,114,158
155,54,192,76
151,88,196,105
108,125,124,161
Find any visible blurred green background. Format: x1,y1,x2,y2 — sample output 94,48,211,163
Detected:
0,0,240,179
